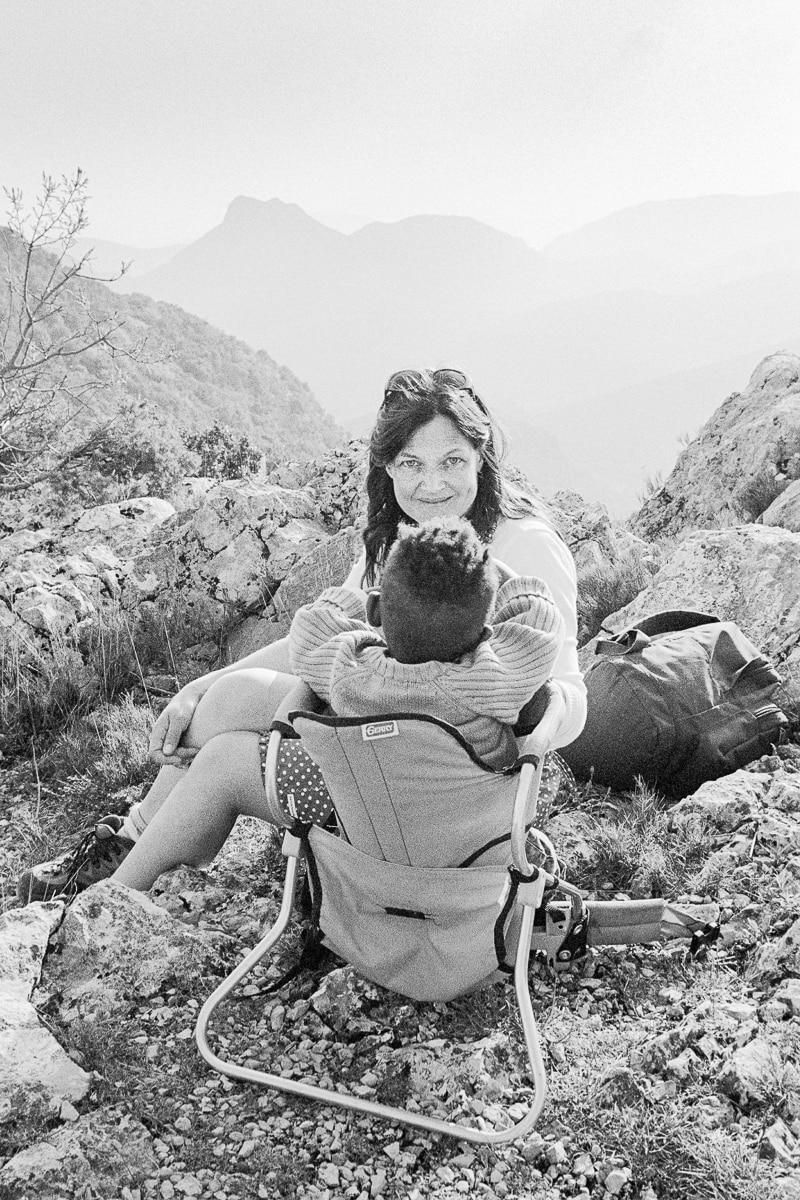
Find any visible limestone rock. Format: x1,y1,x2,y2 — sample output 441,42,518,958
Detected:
0,903,91,1121
0,1110,157,1198
549,489,653,575
298,440,369,532
632,352,800,540
580,524,800,669
42,880,226,1019
718,1036,785,1107
207,526,270,605
387,1033,512,1104
309,965,382,1036
669,771,770,834
0,901,64,1000
74,496,176,549
752,916,800,982
772,979,800,1016
594,1064,645,1107
761,478,800,531
265,516,328,580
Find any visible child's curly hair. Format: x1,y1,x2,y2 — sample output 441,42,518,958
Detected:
378,517,499,664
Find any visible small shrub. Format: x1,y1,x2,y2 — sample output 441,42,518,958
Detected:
734,466,788,521
637,469,664,506
183,419,262,479
568,779,715,898
577,551,652,646
1,591,236,763
0,629,98,759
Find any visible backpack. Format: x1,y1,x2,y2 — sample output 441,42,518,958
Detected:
560,610,788,799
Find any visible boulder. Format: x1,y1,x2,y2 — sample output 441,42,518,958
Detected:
296,440,369,532
13,585,82,637
134,478,326,612
0,903,90,1122
668,772,771,835
751,916,800,983
579,525,800,670
42,880,227,1020
717,1036,785,1108
74,496,176,550
761,479,800,531
631,352,800,540
0,1110,157,1199
549,489,653,575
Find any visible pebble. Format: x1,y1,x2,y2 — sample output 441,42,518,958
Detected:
603,1167,631,1195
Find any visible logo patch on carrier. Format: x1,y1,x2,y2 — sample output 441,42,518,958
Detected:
362,720,400,741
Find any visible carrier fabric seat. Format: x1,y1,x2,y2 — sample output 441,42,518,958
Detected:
307,827,518,999
291,710,530,869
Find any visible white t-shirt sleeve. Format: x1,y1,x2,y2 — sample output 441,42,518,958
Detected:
491,517,587,748
341,549,368,592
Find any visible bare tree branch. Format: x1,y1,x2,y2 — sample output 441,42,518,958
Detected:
0,170,154,493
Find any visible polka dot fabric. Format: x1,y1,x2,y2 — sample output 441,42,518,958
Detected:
273,739,333,825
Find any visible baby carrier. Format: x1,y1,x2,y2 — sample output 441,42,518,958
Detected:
196,682,717,1144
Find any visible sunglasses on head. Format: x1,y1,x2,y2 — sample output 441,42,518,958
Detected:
383,367,477,403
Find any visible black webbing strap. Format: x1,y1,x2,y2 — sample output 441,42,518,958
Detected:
241,820,331,999
494,868,523,975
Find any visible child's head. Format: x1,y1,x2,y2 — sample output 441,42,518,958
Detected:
366,517,498,665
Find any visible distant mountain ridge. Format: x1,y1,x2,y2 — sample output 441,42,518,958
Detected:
112,193,800,514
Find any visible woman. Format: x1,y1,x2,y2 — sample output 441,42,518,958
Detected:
19,368,586,899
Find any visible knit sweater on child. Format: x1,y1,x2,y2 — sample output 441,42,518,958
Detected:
288,576,564,769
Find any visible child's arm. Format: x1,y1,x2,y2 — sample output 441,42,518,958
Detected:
288,587,373,701
441,577,565,724
492,575,562,631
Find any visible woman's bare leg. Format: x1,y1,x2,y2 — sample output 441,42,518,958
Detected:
137,667,298,823
115,731,269,890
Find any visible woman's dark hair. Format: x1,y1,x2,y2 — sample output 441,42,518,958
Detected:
362,367,549,585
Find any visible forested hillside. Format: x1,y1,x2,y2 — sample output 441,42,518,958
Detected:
1,224,344,470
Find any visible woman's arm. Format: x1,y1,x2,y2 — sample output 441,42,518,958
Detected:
148,637,295,763
491,519,587,748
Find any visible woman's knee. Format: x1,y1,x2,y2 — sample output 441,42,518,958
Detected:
190,731,273,819
192,669,297,741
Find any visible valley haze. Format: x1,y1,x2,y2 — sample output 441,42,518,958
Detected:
80,191,800,517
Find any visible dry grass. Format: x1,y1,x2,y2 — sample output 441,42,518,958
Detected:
577,552,652,647
564,778,716,898
735,467,789,521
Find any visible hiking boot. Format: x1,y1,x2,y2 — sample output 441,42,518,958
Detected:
17,814,135,904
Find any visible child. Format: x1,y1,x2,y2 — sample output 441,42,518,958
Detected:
289,517,565,769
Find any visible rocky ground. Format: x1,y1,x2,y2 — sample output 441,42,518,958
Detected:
3,748,800,1200
3,352,800,1197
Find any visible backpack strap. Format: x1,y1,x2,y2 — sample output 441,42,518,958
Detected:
596,610,719,657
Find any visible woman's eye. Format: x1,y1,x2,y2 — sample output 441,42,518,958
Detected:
396,459,421,473
444,457,465,469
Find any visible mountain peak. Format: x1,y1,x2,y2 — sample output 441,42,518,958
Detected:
224,195,321,228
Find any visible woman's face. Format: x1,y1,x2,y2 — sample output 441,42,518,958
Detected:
386,415,483,524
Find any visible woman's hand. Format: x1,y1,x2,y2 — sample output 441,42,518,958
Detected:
148,688,202,766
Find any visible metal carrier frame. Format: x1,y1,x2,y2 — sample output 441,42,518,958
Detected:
195,687,580,1143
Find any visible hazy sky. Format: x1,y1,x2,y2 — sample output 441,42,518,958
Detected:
3,1,800,248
